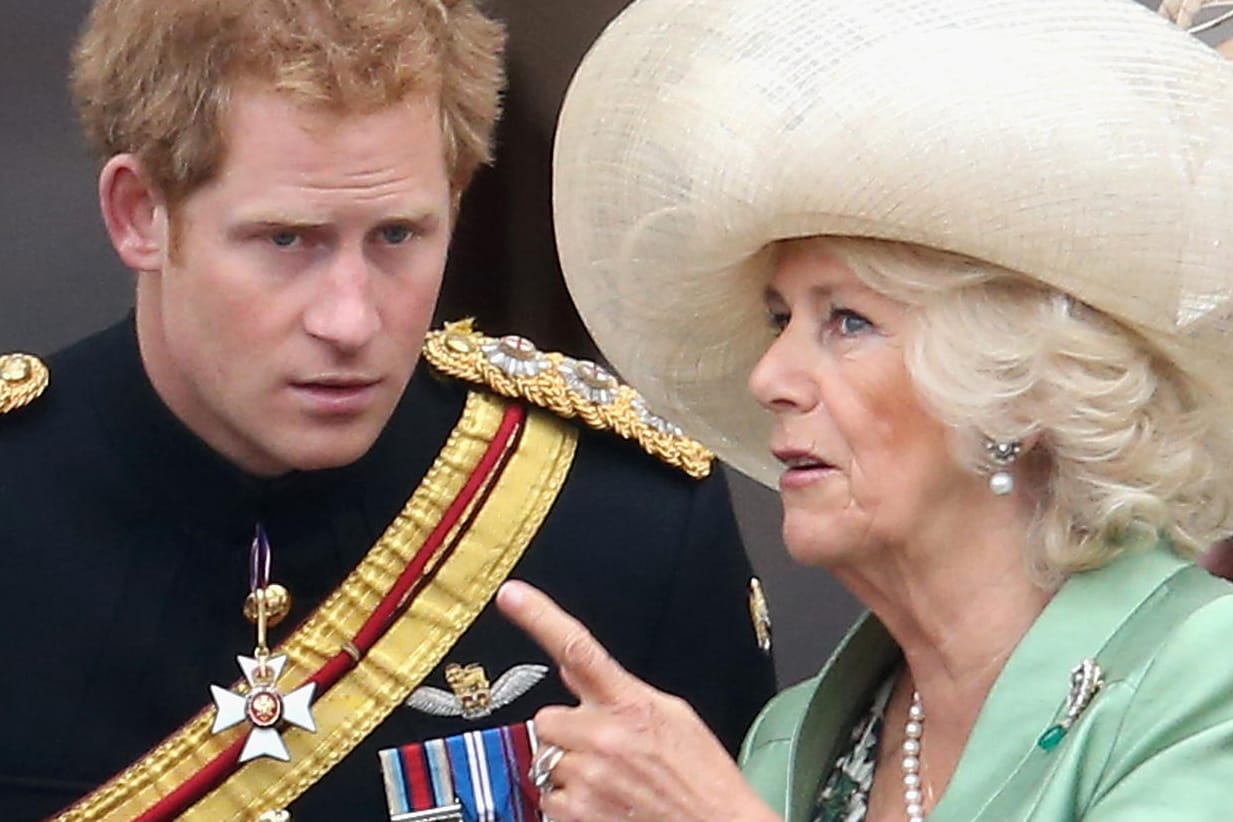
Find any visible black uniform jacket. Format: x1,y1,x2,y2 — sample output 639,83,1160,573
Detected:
0,319,775,820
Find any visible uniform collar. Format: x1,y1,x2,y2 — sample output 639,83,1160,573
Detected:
83,316,455,553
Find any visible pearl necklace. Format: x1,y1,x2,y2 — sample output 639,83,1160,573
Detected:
902,690,925,822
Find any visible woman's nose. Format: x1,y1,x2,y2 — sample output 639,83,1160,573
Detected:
747,329,818,413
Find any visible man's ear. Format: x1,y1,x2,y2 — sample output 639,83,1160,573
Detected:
99,154,168,273
449,185,464,227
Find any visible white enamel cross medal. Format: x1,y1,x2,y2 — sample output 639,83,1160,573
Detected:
211,652,317,762
210,526,317,762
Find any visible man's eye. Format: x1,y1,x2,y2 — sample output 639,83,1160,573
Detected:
380,225,414,244
270,231,300,248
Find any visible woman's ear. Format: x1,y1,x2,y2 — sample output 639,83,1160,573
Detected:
98,154,168,273
1019,430,1043,455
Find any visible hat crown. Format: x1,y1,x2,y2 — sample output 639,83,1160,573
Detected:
554,0,1233,484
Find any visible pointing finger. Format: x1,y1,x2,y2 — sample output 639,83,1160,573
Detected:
496,580,636,705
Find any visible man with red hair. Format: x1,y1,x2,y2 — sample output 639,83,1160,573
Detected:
0,2,774,819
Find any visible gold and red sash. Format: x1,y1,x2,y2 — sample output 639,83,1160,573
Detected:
56,391,577,821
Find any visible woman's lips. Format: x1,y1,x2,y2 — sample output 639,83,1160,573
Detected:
773,448,837,489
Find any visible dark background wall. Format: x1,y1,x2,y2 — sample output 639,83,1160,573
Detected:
1,1,132,353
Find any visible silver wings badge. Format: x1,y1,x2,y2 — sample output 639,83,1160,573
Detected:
405,663,549,720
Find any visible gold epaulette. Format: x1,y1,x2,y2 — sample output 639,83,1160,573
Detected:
423,319,713,479
0,353,49,415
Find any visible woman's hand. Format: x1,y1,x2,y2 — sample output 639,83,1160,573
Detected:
496,580,779,822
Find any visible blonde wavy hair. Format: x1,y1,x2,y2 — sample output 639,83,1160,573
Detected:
819,237,1233,587
71,0,506,206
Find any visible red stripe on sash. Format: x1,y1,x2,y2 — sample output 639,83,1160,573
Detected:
133,403,529,822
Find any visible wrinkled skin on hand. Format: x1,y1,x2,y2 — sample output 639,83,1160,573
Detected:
496,581,780,822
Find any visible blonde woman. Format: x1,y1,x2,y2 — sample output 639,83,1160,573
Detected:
496,0,1233,820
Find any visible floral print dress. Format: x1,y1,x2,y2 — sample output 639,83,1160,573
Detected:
811,676,896,822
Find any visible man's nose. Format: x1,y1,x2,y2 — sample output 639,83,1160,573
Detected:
302,248,381,351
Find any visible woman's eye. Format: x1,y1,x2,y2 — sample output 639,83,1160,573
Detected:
767,310,790,334
380,224,414,245
833,308,872,336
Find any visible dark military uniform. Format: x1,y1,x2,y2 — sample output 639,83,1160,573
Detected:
0,318,774,821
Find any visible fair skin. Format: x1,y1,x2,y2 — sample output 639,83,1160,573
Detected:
498,580,780,822
499,238,1052,821
751,239,1050,818
98,87,455,476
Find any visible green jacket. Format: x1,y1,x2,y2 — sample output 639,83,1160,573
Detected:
739,539,1233,821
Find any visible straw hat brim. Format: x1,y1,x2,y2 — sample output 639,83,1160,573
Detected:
553,0,1233,487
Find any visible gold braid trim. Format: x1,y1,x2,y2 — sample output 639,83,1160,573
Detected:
0,353,49,414
424,319,713,479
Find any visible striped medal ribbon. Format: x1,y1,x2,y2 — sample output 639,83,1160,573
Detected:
381,721,542,821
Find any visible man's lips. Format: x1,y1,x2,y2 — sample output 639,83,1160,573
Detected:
289,376,383,414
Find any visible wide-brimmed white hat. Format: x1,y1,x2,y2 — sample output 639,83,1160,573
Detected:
553,0,1233,487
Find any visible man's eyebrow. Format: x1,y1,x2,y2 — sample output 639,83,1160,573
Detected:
225,210,445,234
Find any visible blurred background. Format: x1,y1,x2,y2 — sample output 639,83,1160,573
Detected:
6,0,1225,686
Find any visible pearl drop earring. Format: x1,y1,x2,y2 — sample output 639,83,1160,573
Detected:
985,439,1022,496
